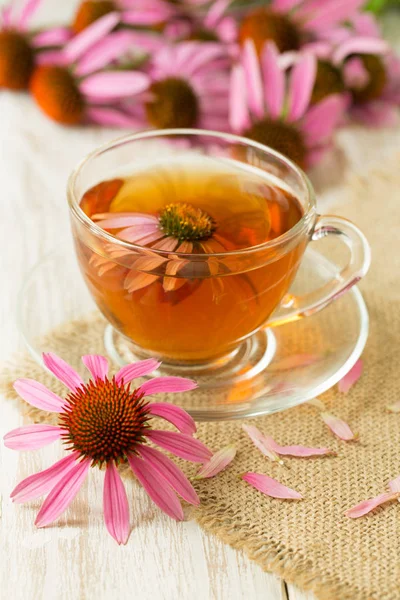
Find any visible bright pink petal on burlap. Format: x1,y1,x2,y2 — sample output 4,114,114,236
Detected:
242,473,303,500
264,436,335,457
17,0,41,30
303,0,364,32
194,444,237,479
338,359,363,393
320,412,357,441
242,40,264,119
13,378,65,412
4,424,63,451
138,376,197,396
301,94,345,146
42,352,84,392
345,492,399,518
82,354,108,381
31,27,71,48
287,53,316,122
103,461,130,544
138,445,199,505
146,430,212,463
334,37,388,66
388,476,400,493
127,453,184,520
242,424,281,462
229,65,250,132
35,458,91,527
80,71,149,100
260,42,284,119
66,12,119,63
147,403,196,434
115,359,160,385
11,453,79,503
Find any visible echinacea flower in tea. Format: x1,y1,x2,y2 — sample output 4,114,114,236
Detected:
0,0,70,90
229,40,346,168
29,13,149,126
238,0,364,55
4,352,211,544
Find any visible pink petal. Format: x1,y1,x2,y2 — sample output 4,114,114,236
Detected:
86,106,143,129
42,352,84,392
31,27,71,48
147,402,196,434
388,476,400,493
138,376,197,397
115,359,161,385
146,430,212,463
82,354,108,381
272,0,301,11
80,71,149,100
242,424,282,463
118,225,162,244
4,424,63,451
35,458,91,527
75,31,138,77
95,215,158,229
127,453,184,520
260,42,284,119
345,492,399,518
334,37,388,66
66,12,120,64
152,237,179,252
242,472,302,500
125,272,160,293
301,94,345,146
18,0,41,30
338,359,363,393
194,445,237,479
387,400,400,413
242,39,264,119
352,13,381,38
103,461,130,544
121,5,173,26
265,436,335,457
138,445,199,505
204,0,231,27
287,53,316,122
1,5,13,28
303,0,364,32
13,378,65,412
11,453,78,503
35,49,67,67
342,57,370,90
320,412,357,441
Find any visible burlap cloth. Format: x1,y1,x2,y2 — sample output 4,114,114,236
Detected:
2,154,400,600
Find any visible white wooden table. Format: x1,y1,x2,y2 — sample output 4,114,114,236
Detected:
1,2,399,598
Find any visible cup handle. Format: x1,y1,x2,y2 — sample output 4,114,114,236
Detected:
266,215,371,327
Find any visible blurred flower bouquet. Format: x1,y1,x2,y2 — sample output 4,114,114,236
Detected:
0,0,399,168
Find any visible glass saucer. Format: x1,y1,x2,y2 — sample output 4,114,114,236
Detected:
17,240,368,421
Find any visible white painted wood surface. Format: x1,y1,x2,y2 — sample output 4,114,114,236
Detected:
0,1,399,598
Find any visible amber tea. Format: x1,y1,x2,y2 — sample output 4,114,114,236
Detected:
74,158,306,363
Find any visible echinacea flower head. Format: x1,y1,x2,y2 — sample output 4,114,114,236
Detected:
4,352,211,544
72,0,176,33
29,13,149,126
230,40,345,169
137,41,230,131
92,200,232,292
0,0,70,90
238,0,364,56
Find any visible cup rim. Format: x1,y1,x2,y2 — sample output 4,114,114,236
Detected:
67,128,317,258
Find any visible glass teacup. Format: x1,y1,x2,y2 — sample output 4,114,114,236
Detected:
68,129,370,375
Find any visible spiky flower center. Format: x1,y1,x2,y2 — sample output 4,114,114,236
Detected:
30,65,85,125
145,77,199,129
59,377,150,466
244,119,307,170
159,203,216,241
239,8,300,55
0,31,35,90
348,54,387,104
311,60,345,105
72,0,116,33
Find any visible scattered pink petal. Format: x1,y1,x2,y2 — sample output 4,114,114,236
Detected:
194,445,237,479
242,472,302,500
265,436,335,458
388,476,400,493
242,424,282,463
320,412,357,442
338,359,363,393
345,492,399,518
307,398,326,410
387,401,400,413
